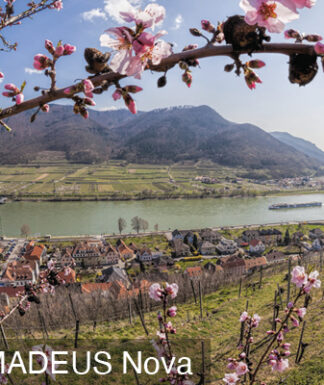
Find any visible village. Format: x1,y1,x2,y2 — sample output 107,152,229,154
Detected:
0,222,323,307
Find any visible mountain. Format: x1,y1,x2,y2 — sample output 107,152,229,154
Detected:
271,131,324,164
0,104,320,177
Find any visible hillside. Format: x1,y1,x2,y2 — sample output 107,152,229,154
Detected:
271,131,324,164
0,104,320,177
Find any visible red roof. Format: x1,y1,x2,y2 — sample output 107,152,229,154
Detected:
250,239,262,247
0,286,25,298
185,266,202,277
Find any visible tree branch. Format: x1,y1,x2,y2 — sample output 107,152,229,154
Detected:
0,43,316,120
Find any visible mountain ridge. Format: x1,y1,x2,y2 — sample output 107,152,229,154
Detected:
0,104,320,177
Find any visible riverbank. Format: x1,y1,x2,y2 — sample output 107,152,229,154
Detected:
3,187,324,203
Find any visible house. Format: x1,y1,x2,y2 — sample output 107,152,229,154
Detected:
221,255,246,276
116,240,134,260
249,239,265,255
184,231,195,246
244,257,267,274
100,266,129,286
204,262,223,275
200,229,222,243
128,242,139,253
309,228,324,240
200,241,217,256
172,239,191,258
265,250,286,264
172,229,184,241
57,267,76,284
24,243,47,266
216,237,238,255
72,242,103,267
242,230,260,242
292,231,304,244
137,248,153,262
312,238,322,251
1,260,37,287
185,266,202,279
0,286,25,298
105,243,119,265
55,249,75,269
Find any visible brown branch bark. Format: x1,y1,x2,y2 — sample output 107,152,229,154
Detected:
0,43,316,120
0,0,55,30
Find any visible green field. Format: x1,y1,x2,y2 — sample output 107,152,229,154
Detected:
0,160,320,201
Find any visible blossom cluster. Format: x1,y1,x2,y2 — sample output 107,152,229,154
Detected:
240,0,316,33
149,282,195,385
223,266,321,384
100,3,172,80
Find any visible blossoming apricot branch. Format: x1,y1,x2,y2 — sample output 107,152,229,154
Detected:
223,265,321,385
0,0,324,124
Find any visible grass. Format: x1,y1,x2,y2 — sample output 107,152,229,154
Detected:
0,161,322,201
6,265,324,384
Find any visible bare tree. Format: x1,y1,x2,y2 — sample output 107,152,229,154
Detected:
140,219,149,233
20,224,31,238
131,216,141,234
118,218,127,234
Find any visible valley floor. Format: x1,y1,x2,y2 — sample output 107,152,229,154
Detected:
0,161,322,202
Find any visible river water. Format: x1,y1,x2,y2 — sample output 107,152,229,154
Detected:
1,194,324,237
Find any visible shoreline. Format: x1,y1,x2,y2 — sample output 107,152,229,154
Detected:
2,188,324,203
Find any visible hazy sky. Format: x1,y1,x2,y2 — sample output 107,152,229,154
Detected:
2,0,324,148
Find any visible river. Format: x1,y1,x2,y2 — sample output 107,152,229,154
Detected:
1,193,324,237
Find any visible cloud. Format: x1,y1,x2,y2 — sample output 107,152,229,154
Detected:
25,68,42,75
173,14,183,30
103,0,141,24
82,8,107,22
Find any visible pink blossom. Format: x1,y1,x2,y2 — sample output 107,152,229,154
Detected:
112,89,122,101
296,307,307,318
182,71,193,88
236,361,249,376
291,316,300,327
287,301,294,309
201,20,215,33
63,44,76,55
252,313,261,327
32,345,56,380
291,266,308,288
270,358,289,372
33,54,51,70
83,79,94,98
51,0,63,10
315,42,324,54
284,28,301,39
54,45,64,57
304,270,321,292
227,359,238,370
277,331,284,342
165,283,178,299
15,93,24,105
281,0,316,10
4,83,19,93
240,311,249,322
282,343,291,350
149,283,163,301
127,35,172,79
0,72,4,79
84,97,96,106
244,68,262,89
100,26,134,75
41,104,50,113
45,40,55,54
167,306,177,317
157,331,166,340
223,373,239,384
239,0,299,33
120,3,166,30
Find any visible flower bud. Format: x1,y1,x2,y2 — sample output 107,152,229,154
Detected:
45,39,55,55
201,20,215,33
182,71,192,88
157,76,167,88
189,28,202,37
304,34,323,43
224,64,234,72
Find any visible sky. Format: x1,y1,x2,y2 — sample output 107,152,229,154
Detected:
1,0,324,149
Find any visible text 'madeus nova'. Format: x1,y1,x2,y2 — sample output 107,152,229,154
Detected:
0,351,193,376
